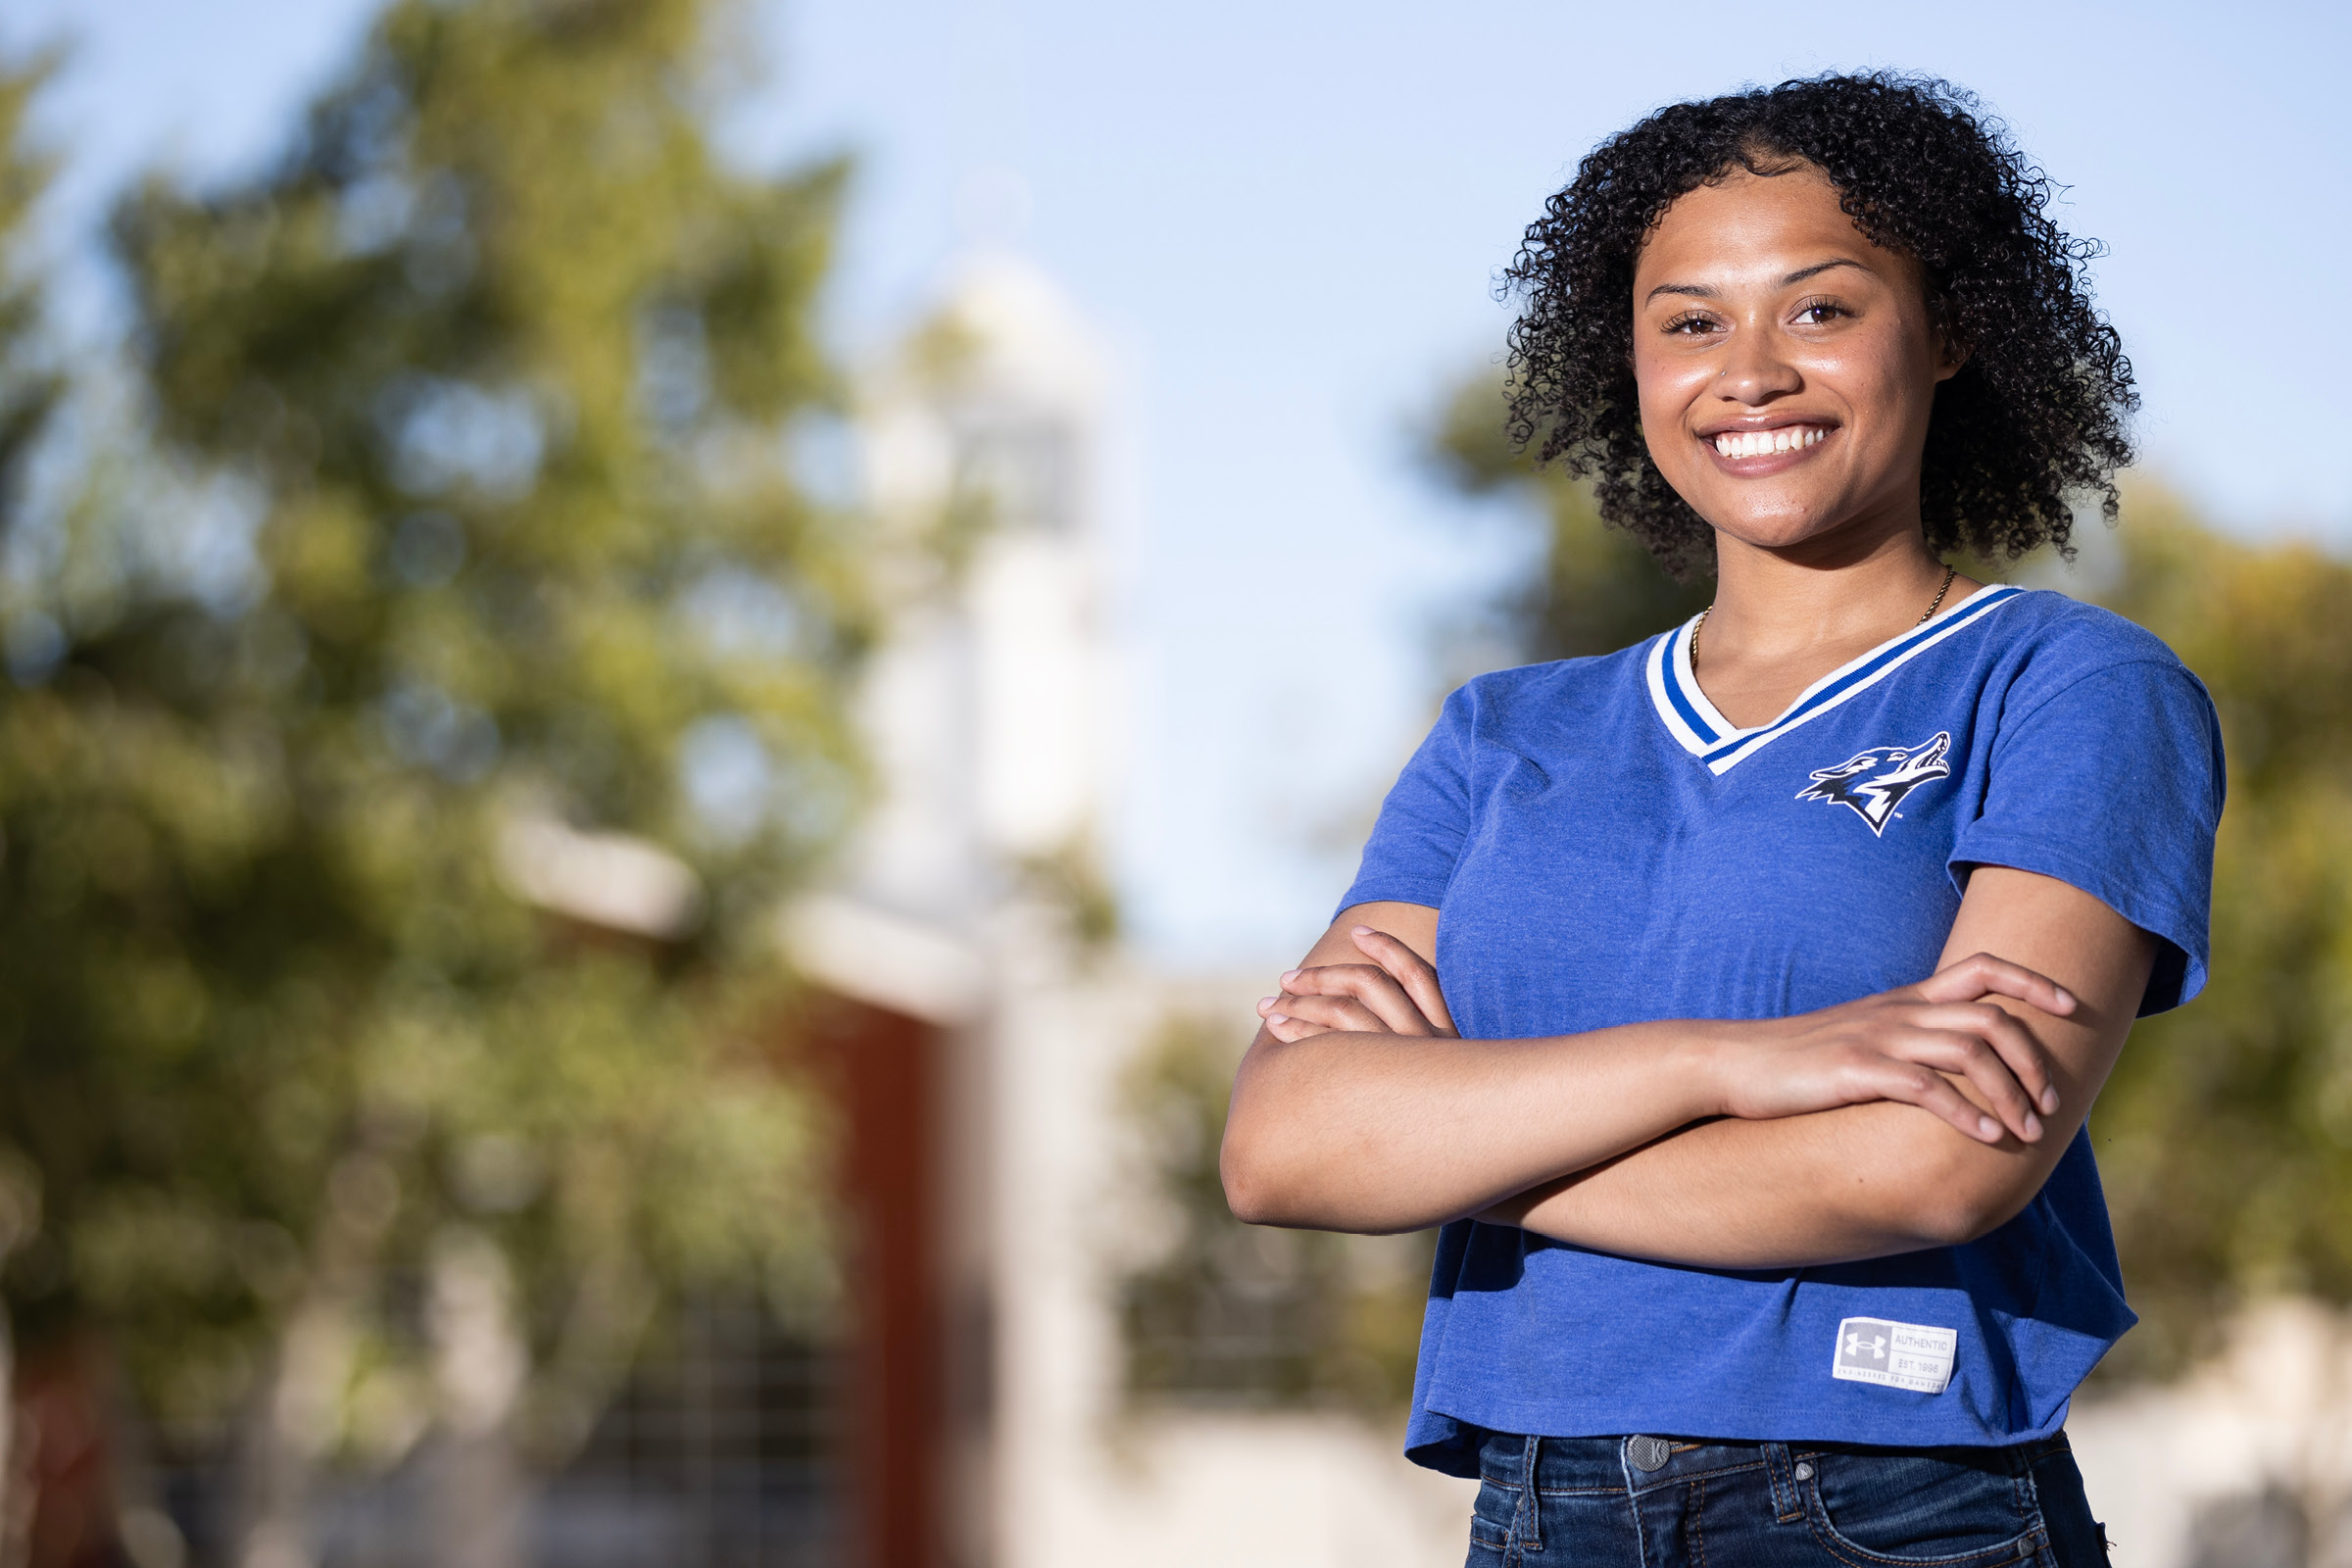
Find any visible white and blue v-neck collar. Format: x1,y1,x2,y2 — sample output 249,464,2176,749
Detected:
1644,583,2026,775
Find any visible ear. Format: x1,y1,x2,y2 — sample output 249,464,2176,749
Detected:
1935,335,1972,382
1930,298,1971,382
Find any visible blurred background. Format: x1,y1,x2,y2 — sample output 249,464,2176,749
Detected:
0,1,2344,1565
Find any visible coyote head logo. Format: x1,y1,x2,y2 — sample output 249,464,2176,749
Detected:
1796,731,1952,836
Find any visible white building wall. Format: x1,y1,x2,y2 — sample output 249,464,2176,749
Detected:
806,249,1488,1568
987,956,1478,1568
2071,1300,2352,1568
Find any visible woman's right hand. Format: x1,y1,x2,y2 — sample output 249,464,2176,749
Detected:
1255,925,1457,1043
1700,953,2077,1146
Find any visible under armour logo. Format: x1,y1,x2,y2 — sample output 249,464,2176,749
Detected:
1832,1315,1958,1394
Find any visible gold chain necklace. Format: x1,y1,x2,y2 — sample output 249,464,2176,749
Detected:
1690,563,1957,671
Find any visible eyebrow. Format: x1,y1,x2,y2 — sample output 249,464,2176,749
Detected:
1643,257,1869,305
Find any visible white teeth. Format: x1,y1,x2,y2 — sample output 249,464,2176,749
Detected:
1713,426,1826,458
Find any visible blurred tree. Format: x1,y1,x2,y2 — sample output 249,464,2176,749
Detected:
1428,375,1713,662
0,1,861,1561
0,48,67,1553
2085,493,2352,1378
0,53,61,536
1118,1015,1428,1417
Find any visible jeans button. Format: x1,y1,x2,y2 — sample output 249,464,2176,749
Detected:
1627,1436,1672,1472
1794,1461,1815,1481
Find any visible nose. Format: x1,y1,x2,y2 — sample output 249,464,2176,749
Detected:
1716,315,1802,405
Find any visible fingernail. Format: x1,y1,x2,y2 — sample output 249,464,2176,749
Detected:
2039,1087,2060,1114
1279,970,1301,986
1979,1116,2000,1140
1350,925,1374,936
2023,1112,2042,1141
1258,997,1278,1011
2055,988,2076,1008
1267,1013,1289,1026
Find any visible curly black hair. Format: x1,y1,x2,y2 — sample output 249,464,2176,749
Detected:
1501,73,2135,579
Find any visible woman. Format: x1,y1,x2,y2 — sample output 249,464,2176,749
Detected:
1221,74,2221,1568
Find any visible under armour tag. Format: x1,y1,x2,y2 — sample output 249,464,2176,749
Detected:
1831,1316,1956,1395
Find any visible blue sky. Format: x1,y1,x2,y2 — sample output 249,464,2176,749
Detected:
10,0,2349,965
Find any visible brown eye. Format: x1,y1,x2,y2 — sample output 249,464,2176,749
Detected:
1796,300,1847,325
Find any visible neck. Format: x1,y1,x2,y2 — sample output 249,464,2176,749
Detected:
1699,521,1958,664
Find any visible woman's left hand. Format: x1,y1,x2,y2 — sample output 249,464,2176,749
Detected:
1257,925,1457,1042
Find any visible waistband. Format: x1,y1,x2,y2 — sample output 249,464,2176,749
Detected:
1473,1429,2074,1498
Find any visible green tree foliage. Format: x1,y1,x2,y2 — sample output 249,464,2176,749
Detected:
1429,376,1713,662
1119,1015,1428,1415
0,53,62,532
0,0,860,1506
2085,492,2352,1377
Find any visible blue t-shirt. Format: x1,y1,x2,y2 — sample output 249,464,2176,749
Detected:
1337,585,2224,1473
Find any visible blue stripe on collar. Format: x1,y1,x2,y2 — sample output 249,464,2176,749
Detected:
1659,623,1721,746
1648,585,2026,774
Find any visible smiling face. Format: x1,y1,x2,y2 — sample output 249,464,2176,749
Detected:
1632,162,1962,561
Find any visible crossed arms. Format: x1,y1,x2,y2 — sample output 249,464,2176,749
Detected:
1218,865,2157,1270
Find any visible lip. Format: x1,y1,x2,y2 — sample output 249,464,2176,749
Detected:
1697,417,1838,477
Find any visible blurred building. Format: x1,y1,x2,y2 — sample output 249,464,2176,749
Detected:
783,254,1474,1568
2070,1302,2352,1568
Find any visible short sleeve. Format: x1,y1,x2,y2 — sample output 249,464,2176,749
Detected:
1337,684,1477,916
1950,659,2226,1015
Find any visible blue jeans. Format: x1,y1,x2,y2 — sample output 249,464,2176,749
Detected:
1467,1430,2110,1567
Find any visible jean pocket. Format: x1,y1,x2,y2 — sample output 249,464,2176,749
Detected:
1806,1447,2043,1566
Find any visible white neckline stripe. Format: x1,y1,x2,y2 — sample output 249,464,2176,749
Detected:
1645,584,2025,775
1643,621,1720,753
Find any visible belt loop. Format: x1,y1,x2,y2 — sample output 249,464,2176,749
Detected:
1762,1442,1802,1523
1512,1434,1544,1556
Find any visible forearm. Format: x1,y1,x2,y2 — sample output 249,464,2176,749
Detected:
1484,870,2156,1269
1221,1020,1720,1234
1225,872,2147,1252
1485,1098,2037,1269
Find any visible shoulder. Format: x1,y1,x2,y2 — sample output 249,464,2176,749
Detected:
1394,640,1662,789
1994,588,2187,668
1977,588,2224,801
1986,589,2211,710
1447,639,1657,725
